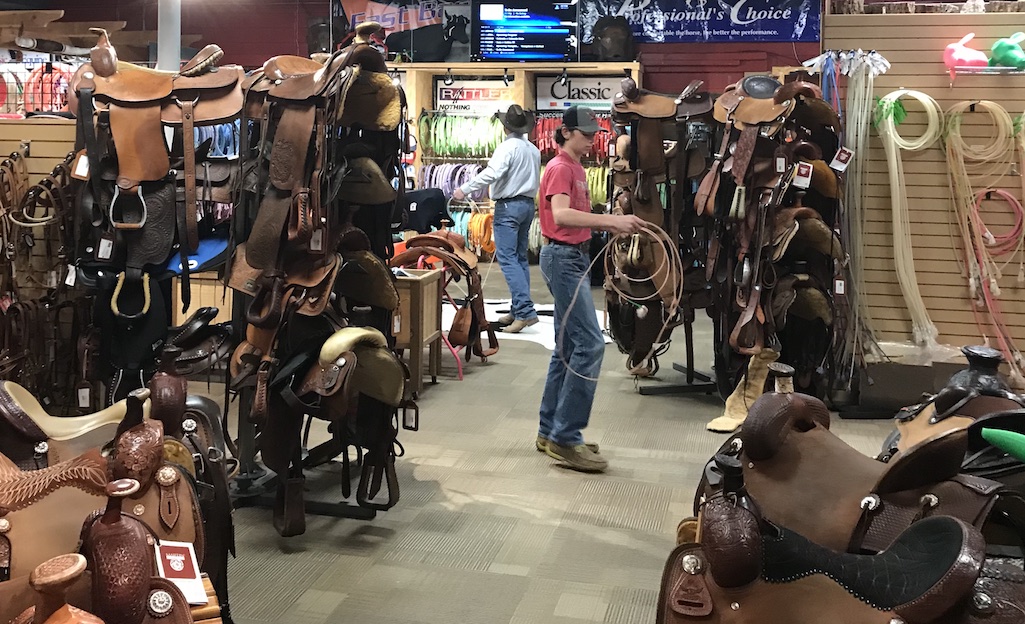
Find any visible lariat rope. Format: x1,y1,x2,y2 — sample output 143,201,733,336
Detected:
876,89,944,351
944,100,1025,387
545,222,684,381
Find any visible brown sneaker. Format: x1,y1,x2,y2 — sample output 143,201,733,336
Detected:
502,317,539,333
545,441,608,473
535,435,599,453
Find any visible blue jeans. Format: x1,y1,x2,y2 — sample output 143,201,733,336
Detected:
493,197,537,321
538,243,604,447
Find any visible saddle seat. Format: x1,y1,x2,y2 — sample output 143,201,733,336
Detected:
700,390,1018,554
668,510,986,623
320,327,405,408
0,381,135,442
263,55,325,81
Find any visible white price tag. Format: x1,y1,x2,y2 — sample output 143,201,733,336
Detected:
834,279,846,295
65,265,77,287
77,386,91,409
309,228,323,252
775,157,787,173
97,238,113,260
393,314,401,335
71,151,90,180
829,147,854,172
47,270,57,288
793,161,813,189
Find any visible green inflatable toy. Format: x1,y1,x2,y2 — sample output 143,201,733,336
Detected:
991,32,1025,69
982,428,1025,462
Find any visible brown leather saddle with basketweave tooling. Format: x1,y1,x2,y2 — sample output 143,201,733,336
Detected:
605,77,714,376
659,363,1025,623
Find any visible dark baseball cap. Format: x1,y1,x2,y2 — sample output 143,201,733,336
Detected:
562,105,603,134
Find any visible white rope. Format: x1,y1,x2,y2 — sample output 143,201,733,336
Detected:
842,50,889,365
876,89,944,351
944,100,1025,387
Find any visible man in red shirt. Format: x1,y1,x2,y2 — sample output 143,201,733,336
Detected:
536,106,646,473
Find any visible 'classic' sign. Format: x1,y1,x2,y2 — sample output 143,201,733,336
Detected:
535,76,618,111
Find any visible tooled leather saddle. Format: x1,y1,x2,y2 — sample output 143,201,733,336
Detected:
70,28,245,403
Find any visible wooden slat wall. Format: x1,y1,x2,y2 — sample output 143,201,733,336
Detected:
824,14,1025,348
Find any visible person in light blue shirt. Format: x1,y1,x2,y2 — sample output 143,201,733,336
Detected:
453,104,541,333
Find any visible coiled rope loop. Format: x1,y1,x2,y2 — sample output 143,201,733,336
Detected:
876,89,944,349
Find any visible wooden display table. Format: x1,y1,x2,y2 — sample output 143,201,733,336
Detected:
393,268,443,397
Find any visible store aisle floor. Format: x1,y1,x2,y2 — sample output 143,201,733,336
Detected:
228,263,893,624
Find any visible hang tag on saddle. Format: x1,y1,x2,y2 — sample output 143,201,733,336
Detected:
775,156,787,173
829,147,854,172
71,150,90,180
96,234,114,261
65,264,77,287
793,161,813,189
309,228,324,252
834,279,846,296
76,384,91,409
46,269,57,289
401,401,420,431
392,314,402,335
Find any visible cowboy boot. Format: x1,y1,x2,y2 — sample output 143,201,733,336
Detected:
706,348,779,433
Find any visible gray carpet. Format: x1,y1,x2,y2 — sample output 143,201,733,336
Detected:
227,263,895,624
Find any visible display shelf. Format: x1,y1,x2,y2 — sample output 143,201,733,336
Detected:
950,65,1025,86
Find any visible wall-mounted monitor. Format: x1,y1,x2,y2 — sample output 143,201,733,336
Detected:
471,0,578,62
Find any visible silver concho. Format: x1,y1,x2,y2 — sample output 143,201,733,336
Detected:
860,494,881,511
182,418,198,433
971,592,994,614
148,590,174,617
34,441,48,455
156,465,180,487
0,518,10,534
681,554,703,575
920,493,939,508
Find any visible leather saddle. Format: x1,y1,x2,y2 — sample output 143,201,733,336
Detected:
0,380,148,470
662,479,990,623
390,231,499,362
9,554,99,624
697,385,1025,555
0,390,207,623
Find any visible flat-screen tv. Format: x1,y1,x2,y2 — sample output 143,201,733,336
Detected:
471,0,578,62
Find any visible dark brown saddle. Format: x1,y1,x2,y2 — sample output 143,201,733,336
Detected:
662,492,989,623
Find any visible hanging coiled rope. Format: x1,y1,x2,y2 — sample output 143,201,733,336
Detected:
876,89,944,351
944,100,1025,386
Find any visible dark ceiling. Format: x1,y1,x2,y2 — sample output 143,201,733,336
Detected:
0,1,54,8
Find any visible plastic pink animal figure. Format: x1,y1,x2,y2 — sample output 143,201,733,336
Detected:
945,33,990,79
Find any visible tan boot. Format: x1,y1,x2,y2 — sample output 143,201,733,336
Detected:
706,348,780,433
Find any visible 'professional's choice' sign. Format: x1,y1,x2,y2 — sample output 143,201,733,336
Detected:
535,75,618,110
435,78,515,113
580,0,820,45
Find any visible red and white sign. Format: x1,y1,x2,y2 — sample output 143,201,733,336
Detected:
435,78,515,114
154,541,207,605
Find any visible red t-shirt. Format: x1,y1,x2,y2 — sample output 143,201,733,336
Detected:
538,150,592,245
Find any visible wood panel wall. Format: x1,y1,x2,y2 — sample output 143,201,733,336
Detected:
824,14,1025,349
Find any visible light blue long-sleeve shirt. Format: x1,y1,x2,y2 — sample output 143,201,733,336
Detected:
459,134,541,200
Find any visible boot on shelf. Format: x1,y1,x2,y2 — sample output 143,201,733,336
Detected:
706,348,780,433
